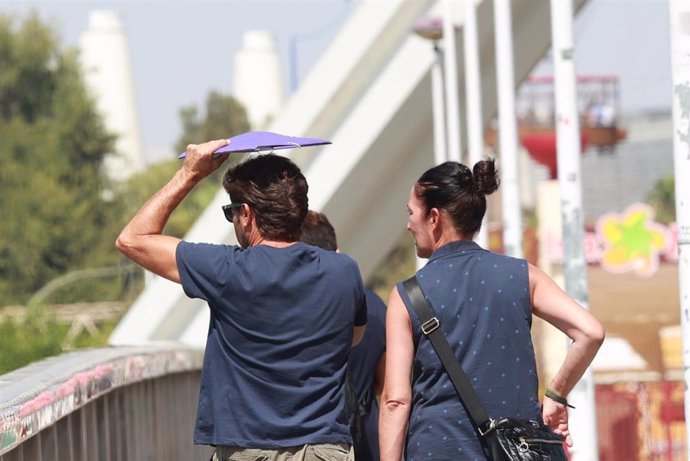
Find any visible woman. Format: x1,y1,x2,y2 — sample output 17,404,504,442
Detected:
379,160,604,460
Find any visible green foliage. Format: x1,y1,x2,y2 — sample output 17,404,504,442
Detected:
647,175,675,224
164,89,251,229
118,159,224,238
173,90,251,191
0,13,115,305
174,90,250,154
0,14,59,122
0,307,115,375
0,14,252,373
0,11,253,308
367,230,417,302
70,319,118,349
0,311,65,375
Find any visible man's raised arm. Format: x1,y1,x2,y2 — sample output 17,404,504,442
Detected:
115,139,229,283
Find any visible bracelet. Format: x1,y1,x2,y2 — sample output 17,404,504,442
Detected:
545,388,576,409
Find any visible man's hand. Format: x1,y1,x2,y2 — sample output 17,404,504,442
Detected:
182,139,231,180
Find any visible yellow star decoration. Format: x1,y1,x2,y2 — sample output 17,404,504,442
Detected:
596,204,670,277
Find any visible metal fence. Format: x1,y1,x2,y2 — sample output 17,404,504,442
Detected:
0,345,212,460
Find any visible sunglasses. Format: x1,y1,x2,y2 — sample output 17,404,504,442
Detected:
222,203,245,222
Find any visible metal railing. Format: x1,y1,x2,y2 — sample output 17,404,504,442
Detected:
0,345,212,460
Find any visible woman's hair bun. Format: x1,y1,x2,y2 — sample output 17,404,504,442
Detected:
450,163,474,188
472,159,500,196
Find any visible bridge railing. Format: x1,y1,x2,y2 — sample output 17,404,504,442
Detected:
0,345,212,460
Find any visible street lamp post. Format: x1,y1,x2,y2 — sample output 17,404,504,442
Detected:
442,0,462,164
550,0,600,459
668,0,690,450
288,0,353,93
413,17,447,167
493,0,523,258
463,0,488,249
413,17,447,270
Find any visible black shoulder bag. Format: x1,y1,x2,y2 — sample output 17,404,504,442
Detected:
344,370,371,456
402,276,567,461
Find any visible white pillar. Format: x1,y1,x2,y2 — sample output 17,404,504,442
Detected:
80,10,145,183
668,0,690,452
233,31,284,129
443,0,462,164
550,0,599,459
413,17,448,271
493,0,523,258
432,44,448,167
418,42,448,271
463,0,488,249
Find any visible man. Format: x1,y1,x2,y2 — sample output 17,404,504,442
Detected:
300,211,386,461
116,139,367,461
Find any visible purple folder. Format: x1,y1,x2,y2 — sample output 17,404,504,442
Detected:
178,131,331,158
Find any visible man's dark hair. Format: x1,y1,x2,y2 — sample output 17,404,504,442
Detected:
301,210,338,251
223,154,308,242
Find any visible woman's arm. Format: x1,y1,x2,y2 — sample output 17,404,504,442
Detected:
379,286,414,461
529,263,605,446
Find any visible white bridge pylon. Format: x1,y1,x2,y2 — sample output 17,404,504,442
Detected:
110,0,588,346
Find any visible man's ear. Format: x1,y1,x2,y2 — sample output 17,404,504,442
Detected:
241,203,253,226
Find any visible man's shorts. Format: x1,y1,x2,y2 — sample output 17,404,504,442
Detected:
212,443,354,461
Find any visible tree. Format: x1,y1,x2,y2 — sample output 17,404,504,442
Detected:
118,158,220,238
0,306,116,374
0,15,254,373
0,13,116,305
368,231,416,301
174,90,250,154
0,15,251,308
162,90,251,230
647,175,675,224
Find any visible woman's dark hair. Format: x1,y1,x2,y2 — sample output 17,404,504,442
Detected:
415,159,499,236
223,154,308,242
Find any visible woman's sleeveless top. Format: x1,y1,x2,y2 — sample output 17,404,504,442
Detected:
396,240,540,460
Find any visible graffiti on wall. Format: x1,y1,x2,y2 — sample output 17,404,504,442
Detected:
545,203,677,277
597,203,674,277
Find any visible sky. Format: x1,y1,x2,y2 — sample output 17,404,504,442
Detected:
1,0,673,165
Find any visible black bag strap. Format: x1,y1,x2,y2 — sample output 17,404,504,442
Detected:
402,276,495,434
344,370,372,415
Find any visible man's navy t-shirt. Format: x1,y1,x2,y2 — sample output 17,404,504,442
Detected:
176,241,368,448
